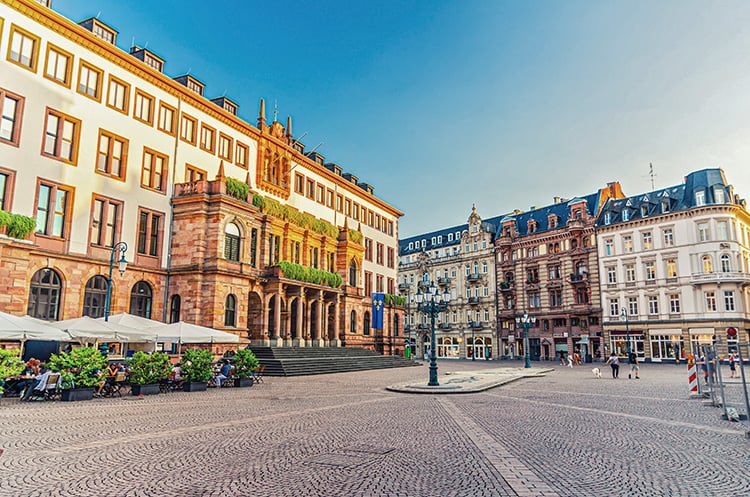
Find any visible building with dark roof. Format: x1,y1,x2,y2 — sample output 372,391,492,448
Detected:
596,168,750,361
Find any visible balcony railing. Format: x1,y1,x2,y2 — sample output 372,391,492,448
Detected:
398,283,410,291
438,323,453,330
569,273,589,284
466,273,483,282
468,296,480,305
499,281,514,291
690,272,750,285
438,277,452,286
468,321,486,330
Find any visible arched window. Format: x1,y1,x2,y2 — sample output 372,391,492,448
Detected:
363,311,371,336
27,268,62,320
349,260,357,287
129,281,153,318
170,294,181,323
225,294,236,327
702,255,713,274
473,261,479,274
82,275,108,318
224,222,240,261
350,310,357,333
720,254,731,273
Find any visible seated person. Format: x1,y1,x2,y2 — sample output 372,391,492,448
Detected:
7,362,36,397
20,366,52,401
214,360,232,387
93,368,108,398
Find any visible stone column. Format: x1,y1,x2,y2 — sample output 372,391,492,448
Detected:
312,290,325,347
293,294,305,347
271,293,283,347
330,296,341,347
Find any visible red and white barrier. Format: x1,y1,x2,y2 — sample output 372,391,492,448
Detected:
687,363,698,393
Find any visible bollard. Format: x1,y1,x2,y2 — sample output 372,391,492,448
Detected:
687,362,699,395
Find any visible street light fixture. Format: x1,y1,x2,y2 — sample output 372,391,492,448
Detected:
621,307,630,356
415,281,451,386
515,311,535,369
104,241,128,322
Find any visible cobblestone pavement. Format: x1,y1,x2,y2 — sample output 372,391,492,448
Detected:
1,361,748,497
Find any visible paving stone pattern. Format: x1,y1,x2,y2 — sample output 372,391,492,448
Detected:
0,362,747,497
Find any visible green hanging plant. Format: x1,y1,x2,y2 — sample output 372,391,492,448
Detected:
348,229,363,244
225,177,250,201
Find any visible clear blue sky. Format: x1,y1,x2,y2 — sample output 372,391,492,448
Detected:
54,0,750,236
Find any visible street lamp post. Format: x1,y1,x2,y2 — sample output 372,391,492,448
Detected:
415,282,451,386
621,307,630,356
470,320,475,361
104,241,128,322
515,311,535,369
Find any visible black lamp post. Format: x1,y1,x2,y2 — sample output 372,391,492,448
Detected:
104,241,128,322
621,307,630,356
470,320,475,361
515,311,535,369
415,282,451,386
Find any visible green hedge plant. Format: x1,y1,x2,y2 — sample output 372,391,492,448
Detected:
48,346,108,389
225,177,250,201
182,349,215,382
0,349,25,395
0,211,35,239
127,351,172,385
232,349,260,379
277,261,342,288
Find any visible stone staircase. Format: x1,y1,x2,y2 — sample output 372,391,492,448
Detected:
247,346,419,376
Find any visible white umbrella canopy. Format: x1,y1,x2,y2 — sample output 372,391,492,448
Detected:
50,316,156,343
151,321,240,344
98,313,164,329
0,312,70,341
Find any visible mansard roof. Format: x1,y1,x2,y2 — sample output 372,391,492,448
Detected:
596,168,740,227
399,214,506,255
493,191,601,239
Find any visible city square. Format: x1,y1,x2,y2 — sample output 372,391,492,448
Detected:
1,361,748,497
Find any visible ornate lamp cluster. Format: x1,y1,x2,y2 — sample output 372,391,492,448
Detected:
415,282,451,386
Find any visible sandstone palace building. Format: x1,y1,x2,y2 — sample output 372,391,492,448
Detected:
0,0,404,353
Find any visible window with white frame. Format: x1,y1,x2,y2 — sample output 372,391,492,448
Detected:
714,188,725,204
628,297,638,316
669,294,681,313
605,238,613,255
623,235,633,253
702,255,713,273
644,261,656,280
607,266,617,284
705,291,717,312
695,191,705,206
717,221,728,241
663,228,674,247
648,295,659,314
625,264,636,282
642,231,653,250
666,259,677,278
609,298,619,316
720,254,731,272
724,291,735,311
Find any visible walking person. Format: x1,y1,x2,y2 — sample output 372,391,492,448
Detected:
628,350,640,379
567,354,573,368
605,352,620,379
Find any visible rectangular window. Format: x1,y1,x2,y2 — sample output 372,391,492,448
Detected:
35,182,71,237
698,222,710,242
644,261,656,280
625,264,636,283
628,297,638,316
43,108,80,164
180,114,197,145
316,185,325,204
705,291,717,312
642,231,653,250
345,199,351,216
8,24,40,71
218,133,232,160
91,196,121,248
695,191,705,206
717,221,728,241
387,247,395,269
133,89,154,125
200,123,215,152
106,76,130,113
294,173,304,194
96,129,128,180
724,291,735,311
669,294,681,314
604,239,613,256
77,61,102,101
141,148,168,192
663,228,674,247
0,89,24,146
376,242,384,265
306,179,315,199
364,272,372,297
0,169,14,210
648,295,659,314
607,266,617,284
336,194,344,212
157,102,176,135
137,209,162,257
236,142,248,169
609,298,619,316
623,235,633,253
353,203,360,220
185,164,206,182
326,189,334,208
666,259,677,278
44,44,72,87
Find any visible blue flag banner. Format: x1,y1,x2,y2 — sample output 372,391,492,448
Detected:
371,293,385,329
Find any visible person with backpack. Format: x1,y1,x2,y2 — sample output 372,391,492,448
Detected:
628,351,640,379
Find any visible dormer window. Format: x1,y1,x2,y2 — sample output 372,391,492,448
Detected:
714,187,725,204
604,213,611,225
448,233,453,242
695,190,706,206
472,224,478,233
640,205,648,217
187,79,203,95
661,201,669,213
622,210,630,222
548,215,557,228
78,18,117,45
143,53,163,72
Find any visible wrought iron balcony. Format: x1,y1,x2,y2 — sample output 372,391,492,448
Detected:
466,273,483,282
438,323,453,330
437,277,452,286
468,296,480,305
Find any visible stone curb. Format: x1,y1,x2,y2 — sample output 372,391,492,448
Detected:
386,367,554,394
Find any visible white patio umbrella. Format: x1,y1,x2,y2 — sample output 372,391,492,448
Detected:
151,321,240,344
0,312,71,357
98,313,164,329
50,316,157,343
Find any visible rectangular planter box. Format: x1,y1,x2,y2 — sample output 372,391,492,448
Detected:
234,377,255,388
183,381,207,392
131,383,160,396
61,388,94,402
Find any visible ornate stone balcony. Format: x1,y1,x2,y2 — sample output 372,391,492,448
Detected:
690,272,750,285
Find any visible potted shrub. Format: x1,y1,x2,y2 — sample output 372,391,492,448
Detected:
128,351,171,396
48,346,108,401
0,349,25,401
182,348,214,392
232,349,259,388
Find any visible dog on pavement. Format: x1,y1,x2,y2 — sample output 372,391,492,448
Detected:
592,367,602,379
